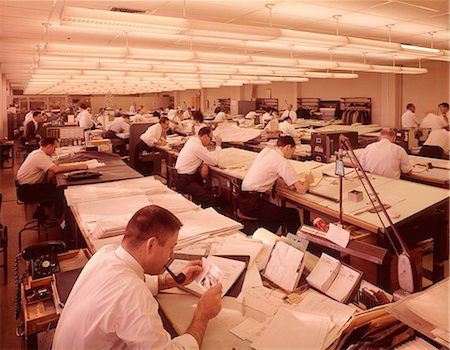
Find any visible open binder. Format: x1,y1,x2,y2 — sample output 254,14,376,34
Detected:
261,233,309,293
306,252,363,303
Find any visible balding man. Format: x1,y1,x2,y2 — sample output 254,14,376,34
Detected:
359,129,413,179
53,205,222,350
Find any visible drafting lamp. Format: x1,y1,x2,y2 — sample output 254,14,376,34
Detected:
337,134,419,293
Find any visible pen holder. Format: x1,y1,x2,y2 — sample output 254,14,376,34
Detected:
348,190,363,202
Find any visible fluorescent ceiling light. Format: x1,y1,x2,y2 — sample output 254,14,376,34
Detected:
400,44,440,54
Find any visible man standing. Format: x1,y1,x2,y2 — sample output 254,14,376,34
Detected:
175,127,222,207
359,129,413,179
16,137,88,217
24,111,44,142
133,117,170,174
281,104,297,123
401,103,419,129
76,103,94,131
53,205,222,349
237,135,313,235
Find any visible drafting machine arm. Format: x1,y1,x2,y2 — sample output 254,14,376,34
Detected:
338,134,419,293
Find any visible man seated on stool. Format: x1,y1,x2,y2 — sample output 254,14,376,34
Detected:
16,137,88,218
24,111,44,143
237,135,313,235
359,129,413,179
104,114,131,139
175,127,222,208
54,205,222,349
133,117,170,174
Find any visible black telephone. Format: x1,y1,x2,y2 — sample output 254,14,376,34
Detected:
21,240,67,279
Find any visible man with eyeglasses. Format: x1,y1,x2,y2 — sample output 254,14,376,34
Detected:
175,127,222,207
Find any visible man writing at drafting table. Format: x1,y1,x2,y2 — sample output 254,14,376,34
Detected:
53,205,222,350
175,127,222,207
237,135,313,235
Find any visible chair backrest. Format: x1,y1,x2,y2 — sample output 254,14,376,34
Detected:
419,145,444,158
129,122,154,168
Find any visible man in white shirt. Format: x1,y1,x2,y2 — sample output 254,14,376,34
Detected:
359,129,413,179
133,117,170,174
77,103,94,130
175,127,222,207
423,127,450,154
53,205,222,350
214,106,227,122
183,107,193,120
192,111,207,135
16,137,88,217
281,104,297,123
104,114,131,139
439,102,449,122
401,103,419,129
237,136,313,235
279,117,300,138
129,102,137,114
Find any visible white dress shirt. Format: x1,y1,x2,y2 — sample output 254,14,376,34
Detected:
401,110,419,128
279,120,298,138
359,138,413,179
420,113,447,130
140,123,163,147
424,129,450,153
16,149,55,185
77,110,94,130
175,136,221,174
245,111,256,119
281,110,297,123
129,104,136,114
183,110,191,119
242,147,298,192
262,112,272,122
108,118,130,134
53,245,197,350
23,111,34,127
264,118,279,132
214,111,226,122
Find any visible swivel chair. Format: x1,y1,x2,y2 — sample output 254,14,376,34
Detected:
419,145,444,159
15,182,60,250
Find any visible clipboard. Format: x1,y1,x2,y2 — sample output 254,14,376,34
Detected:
171,253,249,297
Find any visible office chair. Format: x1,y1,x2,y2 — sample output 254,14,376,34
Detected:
15,182,60,251
419,145,444,158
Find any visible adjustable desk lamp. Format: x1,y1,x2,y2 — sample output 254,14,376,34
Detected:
337,135,419,293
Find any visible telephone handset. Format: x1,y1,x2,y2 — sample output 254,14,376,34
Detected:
22,240,67,279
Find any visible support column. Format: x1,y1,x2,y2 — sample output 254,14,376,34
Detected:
0,73,8,139
380,73,402,128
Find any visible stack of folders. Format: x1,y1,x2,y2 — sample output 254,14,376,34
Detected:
306,252,362,303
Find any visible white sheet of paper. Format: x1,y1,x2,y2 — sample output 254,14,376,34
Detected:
326,223,350,248
251,307,330,350
229,317,266,341
237,286,285,316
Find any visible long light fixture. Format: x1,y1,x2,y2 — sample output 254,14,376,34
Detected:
400,44,440,54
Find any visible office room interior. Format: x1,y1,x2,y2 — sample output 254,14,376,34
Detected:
0,1,449,350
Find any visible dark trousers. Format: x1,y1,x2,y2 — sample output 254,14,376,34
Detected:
236,191,300,235
175,173,216,208
133,139,154,175
17,183,64,218
103,130,118,139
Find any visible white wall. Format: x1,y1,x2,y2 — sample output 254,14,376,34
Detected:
90,93,169,114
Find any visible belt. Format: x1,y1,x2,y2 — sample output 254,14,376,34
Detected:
177,173,197,177
241,191,264,198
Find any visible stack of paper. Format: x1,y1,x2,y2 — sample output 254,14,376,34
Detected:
65,177,170,205
175,208,243,247
76,194,151,238
147,193,199,213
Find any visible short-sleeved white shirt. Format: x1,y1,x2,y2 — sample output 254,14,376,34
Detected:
359,138,413,179
16,149,55,184
242,147,299,192
140,123,163,147
424,129,450,153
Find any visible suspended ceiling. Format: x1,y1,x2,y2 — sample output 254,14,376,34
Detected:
0,0,449,95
